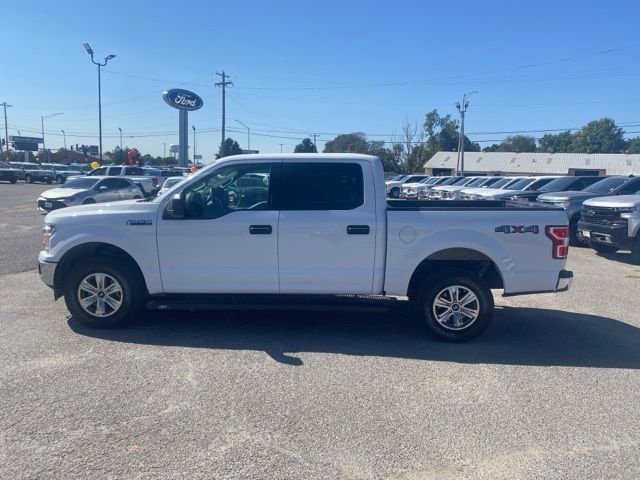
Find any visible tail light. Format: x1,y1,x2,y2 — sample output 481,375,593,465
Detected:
152,177,158,187
545,225,569,259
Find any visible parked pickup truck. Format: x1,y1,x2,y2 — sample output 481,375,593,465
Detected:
38,154,572,342
578,195,640,263
67,165,159,197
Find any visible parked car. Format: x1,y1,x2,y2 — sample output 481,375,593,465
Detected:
447,177,506,200
385,174,429,198
10,162,55,184
578,195,640,262
0,162,19,184
41,163,85,184
430,176,481,199
537,175,640,246
38,153,571,342
158,176,187,195
506,176,606,202
67,165,159,197
469,176,563,201
415,176,454,199
400,176,438,199
458,177,525,200
37,176,144,212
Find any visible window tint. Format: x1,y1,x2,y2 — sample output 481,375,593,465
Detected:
98,178,119,189
113,178,132,189
572,176,602,190
583,177,627,193
618,179,640,195
525,178,555,190
109,167,122,176
89,167,107,176
280,163,364,210
127,167,144,175
403,175,427,183
181,163,272,219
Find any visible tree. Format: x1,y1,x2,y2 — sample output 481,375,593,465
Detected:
366,140,398,172
497,135,537,153
392,118,425,173
420,109,479,163
323,133,368,153
294,138,317,153
217,138,243,158
538,131,573,153
571,118,626,153
626,138,640,154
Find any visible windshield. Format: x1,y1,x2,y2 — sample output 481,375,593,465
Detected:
539,177,575,192
404,175,427,183
162,177,184,189
582,176,628,193
487,178,512,189
422,177,438,184
62,178,101,189
464,178,485,187
504,178,534,190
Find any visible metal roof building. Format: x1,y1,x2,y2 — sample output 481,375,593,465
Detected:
424,152,640,176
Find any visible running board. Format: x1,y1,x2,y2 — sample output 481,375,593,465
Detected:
146,294,400,314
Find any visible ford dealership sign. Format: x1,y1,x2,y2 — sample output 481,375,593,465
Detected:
163,89,204,111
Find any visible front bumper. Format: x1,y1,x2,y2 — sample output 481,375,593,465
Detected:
38,257,57,288
37,198,68,212
577,220,632,249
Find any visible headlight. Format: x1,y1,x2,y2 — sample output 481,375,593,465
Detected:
616,207,638,213
554,200,570,207
43,224,55,252
60,195,77,202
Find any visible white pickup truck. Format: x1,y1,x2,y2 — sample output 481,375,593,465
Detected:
38,154,572,342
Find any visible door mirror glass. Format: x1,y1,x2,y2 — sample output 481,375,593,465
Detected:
98,185,109,192
164,193,185,219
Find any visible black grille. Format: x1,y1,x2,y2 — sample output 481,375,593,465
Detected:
38,199,66,211
581,206,627,226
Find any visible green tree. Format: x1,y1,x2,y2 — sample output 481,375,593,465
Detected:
421,109,479,161
538,131,574,153
366,140,399,172
323,132,368,153
217,138,243,158
482,143,500,152
626,137,640,154
497,135,537,153
571,118,626,153
294,138,317,153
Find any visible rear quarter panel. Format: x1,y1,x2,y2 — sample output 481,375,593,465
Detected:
385,208,569,295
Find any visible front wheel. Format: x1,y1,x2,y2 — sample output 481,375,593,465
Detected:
83,198,96,204
56,175,64,184
45,178,53,184
10,178,17,184
389,187,400,198
64,258,145,328
414,269,494,342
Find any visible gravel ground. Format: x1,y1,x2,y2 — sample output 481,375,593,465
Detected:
1,184,639,479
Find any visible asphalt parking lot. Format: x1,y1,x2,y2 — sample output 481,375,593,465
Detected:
1,183,639,479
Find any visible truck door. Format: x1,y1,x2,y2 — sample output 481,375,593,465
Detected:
156,162,279,293
277,161,377,294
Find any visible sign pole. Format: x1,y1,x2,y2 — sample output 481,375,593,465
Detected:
179,109,188,167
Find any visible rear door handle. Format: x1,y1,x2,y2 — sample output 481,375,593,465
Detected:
347,225,370,235
249,225,272,235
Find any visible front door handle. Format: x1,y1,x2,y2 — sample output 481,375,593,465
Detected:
347,225,370,235
249,225,272,235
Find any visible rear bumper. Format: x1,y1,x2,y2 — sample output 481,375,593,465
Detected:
503,269,573,297
577,220,632,249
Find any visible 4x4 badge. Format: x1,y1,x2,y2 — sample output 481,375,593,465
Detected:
495,225,539,234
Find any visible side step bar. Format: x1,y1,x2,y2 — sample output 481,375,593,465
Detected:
146,294,402,314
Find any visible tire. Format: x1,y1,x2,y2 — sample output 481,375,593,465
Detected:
414,269,494,342
390,187,400,198
569,216,587,247
25,174,32,184
83,198,96,204
631,237,640,265
589,241,618,254
10,178,17,184
63,258,145,328
46,178,53,184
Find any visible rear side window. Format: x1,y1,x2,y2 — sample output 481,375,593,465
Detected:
109,167,122,175
280,163,364,210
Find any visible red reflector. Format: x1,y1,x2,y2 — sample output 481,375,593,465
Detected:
545,225,569,259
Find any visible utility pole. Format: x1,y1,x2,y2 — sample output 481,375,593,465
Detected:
1,102,11,157
192,125,196,161
311,133,318,152
215,71,233,153
61,130,67,150
455,91,477,176
163,142,166,158
118,127,123,153
279,143,284,153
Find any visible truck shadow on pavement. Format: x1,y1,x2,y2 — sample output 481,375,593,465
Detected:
68,305,640,369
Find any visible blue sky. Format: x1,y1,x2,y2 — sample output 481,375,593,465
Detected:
2,0,640,162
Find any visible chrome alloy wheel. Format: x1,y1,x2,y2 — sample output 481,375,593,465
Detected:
431,285,480,331
77,273,123,317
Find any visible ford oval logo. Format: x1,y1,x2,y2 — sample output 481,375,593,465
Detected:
163,89,204,111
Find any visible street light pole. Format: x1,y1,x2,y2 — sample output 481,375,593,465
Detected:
61,129,66,150
235,120,250,152
455,91,477,176
83,43,115,163
41,112,63,163
118,127,122,151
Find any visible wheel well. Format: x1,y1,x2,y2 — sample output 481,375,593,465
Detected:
406,248,504,297
53,242,147,297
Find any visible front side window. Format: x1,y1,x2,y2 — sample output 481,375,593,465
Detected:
89,167,107,176
109,167,122,176
583,177,627,193
180,163,272,219
280,163,364,210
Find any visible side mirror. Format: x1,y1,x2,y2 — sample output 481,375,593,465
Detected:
164,193,185,219
99,185,109,192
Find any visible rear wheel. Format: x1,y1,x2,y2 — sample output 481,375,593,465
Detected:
45,178,53,184
589,241,618,254
10,178,17,184
414,269,494,342
56,175,64,184
570,216,587,247
63,258,145,328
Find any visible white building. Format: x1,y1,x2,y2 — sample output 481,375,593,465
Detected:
424,152,640,176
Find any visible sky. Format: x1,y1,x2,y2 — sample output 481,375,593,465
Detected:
2,0,640,163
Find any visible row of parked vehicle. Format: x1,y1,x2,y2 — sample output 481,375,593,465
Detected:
386,173,640,262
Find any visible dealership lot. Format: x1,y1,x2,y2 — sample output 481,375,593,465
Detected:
1,184,639,479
